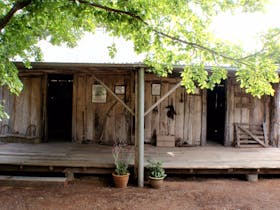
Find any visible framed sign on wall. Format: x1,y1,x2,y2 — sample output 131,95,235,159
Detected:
115,85,126,95
92,84,107,103
151,83,161,96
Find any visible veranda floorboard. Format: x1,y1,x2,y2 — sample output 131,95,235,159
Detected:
0,143,279,171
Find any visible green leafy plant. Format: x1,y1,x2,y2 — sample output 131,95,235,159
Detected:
112,144,132,175
147,160,166,178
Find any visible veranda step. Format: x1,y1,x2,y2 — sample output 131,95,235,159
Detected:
0,175,67,183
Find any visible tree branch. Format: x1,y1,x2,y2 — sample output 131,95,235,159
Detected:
0,0,32,31
76,0,263,66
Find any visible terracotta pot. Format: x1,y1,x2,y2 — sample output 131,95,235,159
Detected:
112,173,130,188
149,176,165,189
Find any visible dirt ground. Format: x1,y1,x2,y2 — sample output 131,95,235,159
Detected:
0,175,280,210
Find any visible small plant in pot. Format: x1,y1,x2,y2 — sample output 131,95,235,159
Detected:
146,160,166,189
112,144,132,188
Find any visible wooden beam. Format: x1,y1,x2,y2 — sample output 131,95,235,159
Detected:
92,74,135,116
144,81,182,116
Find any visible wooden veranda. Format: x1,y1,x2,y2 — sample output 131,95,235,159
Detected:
1,143,280,177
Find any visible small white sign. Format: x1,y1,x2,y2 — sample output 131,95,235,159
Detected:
152,83,161,96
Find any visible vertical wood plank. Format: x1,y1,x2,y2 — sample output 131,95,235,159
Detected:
184,93,191,144
0,87,3,128
225,78,235,146
264,96,270,140
233,85,241,124
103,79,116,144
114,78,125,144
188,95,194,145
14,78,30,134
41,74,47,141
159,82,168,136
2,86,12,126
72,74,78,142
130,70,135,145
251,97,266,125
144,80,152,142
76,75,82,142
175,87,184,140
30,78,41,125
193,95,202,145
76,75,86,143
241,97,250,124
201,89,207,146
30,77,42,137
86,75,93,142
0,87,7,126
150,95,160,144
168,82,176,136
271,84,280,146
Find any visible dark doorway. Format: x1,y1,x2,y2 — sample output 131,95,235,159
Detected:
207,81,226,145
47,74,73,141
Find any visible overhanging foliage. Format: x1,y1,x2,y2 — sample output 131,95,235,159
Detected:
0,0,280,118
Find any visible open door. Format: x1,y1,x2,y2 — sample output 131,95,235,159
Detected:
47,74,73,142
207,81,226,145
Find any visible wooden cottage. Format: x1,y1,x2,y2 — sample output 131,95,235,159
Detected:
0,62,279,148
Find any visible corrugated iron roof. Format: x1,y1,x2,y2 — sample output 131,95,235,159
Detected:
14,61,238,72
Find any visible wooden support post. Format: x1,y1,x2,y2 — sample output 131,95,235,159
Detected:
225,78,234,146
134,70,138,180
64,169,75,183
137,68,145,187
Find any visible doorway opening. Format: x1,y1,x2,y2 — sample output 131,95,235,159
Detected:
47,74,73,142
207,81,226,145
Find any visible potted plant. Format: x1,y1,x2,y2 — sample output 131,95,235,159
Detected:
146,160,167,189
112,144,131,188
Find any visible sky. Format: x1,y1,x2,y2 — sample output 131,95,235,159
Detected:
38,0,280,63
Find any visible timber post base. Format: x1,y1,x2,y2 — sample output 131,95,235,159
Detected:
64,169,75,184
246,174,258,182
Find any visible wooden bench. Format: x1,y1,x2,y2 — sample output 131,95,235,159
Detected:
0,124,40,143
156,135,175,147
234,123,268,148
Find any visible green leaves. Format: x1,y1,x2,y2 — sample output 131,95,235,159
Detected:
147,160,166,178
107,42,117,58
0,0,279,120
236,58,279,97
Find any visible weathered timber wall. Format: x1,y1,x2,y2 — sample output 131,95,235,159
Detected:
270,83,280,147
225,77,270,146
72,72,204,146
0,68,274,147
144,74,204,146
72,71,133,144
0,76,42,138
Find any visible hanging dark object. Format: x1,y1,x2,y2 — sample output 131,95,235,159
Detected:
166,105,176,120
